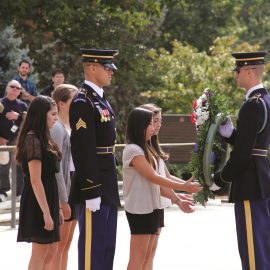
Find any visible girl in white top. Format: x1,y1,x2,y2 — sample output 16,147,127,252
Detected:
122,107,202,270
49,84,78,270
140,103,196,270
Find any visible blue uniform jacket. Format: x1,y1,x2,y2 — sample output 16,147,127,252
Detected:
215,88,270,202
69,83,120,207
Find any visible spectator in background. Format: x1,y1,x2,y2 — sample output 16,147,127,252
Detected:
41,69,65,97
0,80,28,202
13,59,38,104
49,84,78,270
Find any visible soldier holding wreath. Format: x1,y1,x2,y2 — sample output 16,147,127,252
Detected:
213,51,270,270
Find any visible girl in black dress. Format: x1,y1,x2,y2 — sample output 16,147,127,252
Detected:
16,96,62,270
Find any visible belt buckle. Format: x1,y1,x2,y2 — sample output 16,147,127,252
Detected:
96,146,115,154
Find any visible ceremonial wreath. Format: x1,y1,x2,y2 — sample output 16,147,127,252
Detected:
188,88,230,206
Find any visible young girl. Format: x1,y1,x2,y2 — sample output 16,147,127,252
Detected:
16,96,62,270
49,84,78,270
140,103,195,269
122,107,202,270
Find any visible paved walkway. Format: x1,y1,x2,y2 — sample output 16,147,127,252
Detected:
0,200,242,270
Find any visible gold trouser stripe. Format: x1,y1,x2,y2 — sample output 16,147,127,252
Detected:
244,200,256,270
85,209,92,270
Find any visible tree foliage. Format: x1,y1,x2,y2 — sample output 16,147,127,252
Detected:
159,0,241,51
1,0,270,140
0,25,36,96
143,36,265,117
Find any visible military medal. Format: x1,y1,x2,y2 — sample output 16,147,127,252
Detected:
103,109,108,122
96,105,104,122
106,109,110,121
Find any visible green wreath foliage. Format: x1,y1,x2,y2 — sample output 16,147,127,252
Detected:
187,88,230,206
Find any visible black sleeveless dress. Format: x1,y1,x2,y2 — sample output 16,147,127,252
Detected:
17,133,60,244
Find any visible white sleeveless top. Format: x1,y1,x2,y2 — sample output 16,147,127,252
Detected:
158,159,172,208
122,144,161,214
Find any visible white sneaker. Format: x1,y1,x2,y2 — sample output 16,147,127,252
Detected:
0,194,7,203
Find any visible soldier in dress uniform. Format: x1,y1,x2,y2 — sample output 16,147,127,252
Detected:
213,51,270,270
69,48,120,270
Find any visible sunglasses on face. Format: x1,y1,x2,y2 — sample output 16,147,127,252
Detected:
103,66,113,71
9,85,22,90
87,64,113,72
235,67,256,74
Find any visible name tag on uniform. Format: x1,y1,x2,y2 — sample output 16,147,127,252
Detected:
10,125,18,133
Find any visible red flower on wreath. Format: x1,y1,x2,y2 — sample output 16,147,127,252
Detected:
191,112,196,124
193,100,197,109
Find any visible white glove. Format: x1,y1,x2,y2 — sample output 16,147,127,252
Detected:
218,116,233,138
85,197,101,212
209,183,221,191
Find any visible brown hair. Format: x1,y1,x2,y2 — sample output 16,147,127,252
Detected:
126,107,159,169
140,103,169,161
52,84,78,106
16,96,61,162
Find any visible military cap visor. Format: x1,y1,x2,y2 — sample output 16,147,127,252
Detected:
232,51,267,71
80,48,118,70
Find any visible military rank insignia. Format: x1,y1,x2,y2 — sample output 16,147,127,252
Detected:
249,93,261,102
76,118,87,130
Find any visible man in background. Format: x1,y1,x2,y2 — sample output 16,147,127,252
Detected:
13,59,38,104
40,69,65,97
0,80,27,202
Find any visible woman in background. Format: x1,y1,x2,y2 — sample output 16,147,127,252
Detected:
49,84,78,270
16,96,62,270
122,107,202,270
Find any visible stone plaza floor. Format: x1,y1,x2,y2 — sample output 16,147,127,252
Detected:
0,199,242,270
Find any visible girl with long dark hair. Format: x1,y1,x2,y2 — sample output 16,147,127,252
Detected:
122,107,202,270
140,103,195,269
16,96,62,270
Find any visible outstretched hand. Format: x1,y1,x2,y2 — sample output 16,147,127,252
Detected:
178,193,194,202
176,198,195,213
184,177,203,193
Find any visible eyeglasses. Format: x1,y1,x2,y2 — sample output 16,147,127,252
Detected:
103,66,113,71
235,67,256,74
9,85,22,90
86,64,113,72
